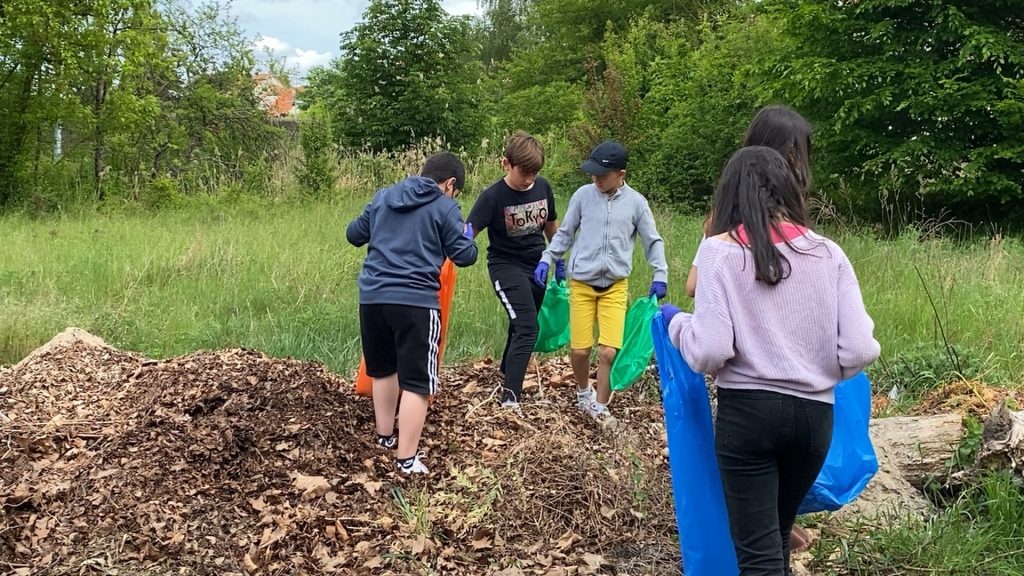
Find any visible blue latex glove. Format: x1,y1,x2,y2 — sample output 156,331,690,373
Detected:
464,222,474,239
533,262,549,287
554,259,566,283
660,303,681,329
649,280,668,300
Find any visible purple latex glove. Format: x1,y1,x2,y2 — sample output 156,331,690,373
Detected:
533,262,549,287
660,303,681,329
554,259,566,283
649,280,668,299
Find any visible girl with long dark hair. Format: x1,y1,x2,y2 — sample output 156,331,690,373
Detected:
662,146,879,575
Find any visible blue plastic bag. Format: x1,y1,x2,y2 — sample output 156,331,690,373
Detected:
798,372,878,514
652,315,739,576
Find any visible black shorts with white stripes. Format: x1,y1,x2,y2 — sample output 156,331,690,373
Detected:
359,303,440,396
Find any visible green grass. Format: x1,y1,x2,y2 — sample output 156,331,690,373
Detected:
812,474,1024,575
2,174,1023,572
1,193,1024,384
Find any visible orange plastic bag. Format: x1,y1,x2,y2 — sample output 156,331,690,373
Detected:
355,259,458,396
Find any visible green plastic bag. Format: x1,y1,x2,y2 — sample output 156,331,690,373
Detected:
535,279,570,352
610,295,659,391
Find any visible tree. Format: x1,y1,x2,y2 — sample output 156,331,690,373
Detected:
0,0,276,209
322,0,485,151
631,9,783,208
475,0,529,69
762,0,1024,225
0,0,86,206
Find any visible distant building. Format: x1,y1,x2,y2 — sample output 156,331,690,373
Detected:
254,73,304,117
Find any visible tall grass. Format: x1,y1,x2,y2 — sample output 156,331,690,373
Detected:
812,473,1024,575
1,151,1023,386
3,147,1023,571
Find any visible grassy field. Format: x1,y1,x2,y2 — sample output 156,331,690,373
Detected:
2,190,1024,389
3,177,1024,573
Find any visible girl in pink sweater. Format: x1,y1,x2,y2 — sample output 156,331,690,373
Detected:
662,146,879,576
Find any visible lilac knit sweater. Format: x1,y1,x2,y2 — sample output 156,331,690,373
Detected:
668,232,880,404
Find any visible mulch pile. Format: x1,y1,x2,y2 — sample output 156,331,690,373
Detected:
1,330,679,575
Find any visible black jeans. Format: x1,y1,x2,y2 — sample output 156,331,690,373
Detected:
715,387,834,576
488,260,545,403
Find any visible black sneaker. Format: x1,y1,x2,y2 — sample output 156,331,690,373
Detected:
376,433,397,449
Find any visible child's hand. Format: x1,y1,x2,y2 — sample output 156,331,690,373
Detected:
533,262,550,287
464,222,474,239
554,259,566,283
649,281,668,299
660,303,681,328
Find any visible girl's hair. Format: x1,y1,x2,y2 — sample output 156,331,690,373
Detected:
708,146,809,285
742,105,813,194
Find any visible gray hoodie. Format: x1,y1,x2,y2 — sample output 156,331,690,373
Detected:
347,176,477,308
541,183,667,288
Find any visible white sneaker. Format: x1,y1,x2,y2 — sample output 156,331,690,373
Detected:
397,454,429,475
584,399,613,421
576,387,596,410
499,398,524,415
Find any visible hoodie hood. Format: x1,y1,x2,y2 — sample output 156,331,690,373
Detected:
385,176,443,212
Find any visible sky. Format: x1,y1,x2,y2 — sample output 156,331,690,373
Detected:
237,0,482,81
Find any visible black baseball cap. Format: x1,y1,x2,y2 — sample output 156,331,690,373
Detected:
579,141,628,175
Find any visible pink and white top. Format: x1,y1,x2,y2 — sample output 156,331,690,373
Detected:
668,226,880,404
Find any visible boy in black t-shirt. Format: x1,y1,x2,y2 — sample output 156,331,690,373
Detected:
468,131,562,408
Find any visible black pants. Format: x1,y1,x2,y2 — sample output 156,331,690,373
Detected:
488,260,545,403
715,387,834,576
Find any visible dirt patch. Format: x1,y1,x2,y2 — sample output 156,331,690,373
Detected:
1,333,677,575
912,379,1024,420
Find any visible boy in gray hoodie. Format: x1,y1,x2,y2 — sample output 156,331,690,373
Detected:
534,141,668,419
347,152,478,474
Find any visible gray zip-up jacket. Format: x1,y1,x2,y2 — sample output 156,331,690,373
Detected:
541,183,668,288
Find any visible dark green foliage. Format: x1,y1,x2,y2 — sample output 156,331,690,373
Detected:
761,0,1024,227
310,0,485,152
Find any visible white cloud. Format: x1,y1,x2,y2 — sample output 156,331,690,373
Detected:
288,48,333,73
236,0,481,80
253,35,289,54
443,0,480,16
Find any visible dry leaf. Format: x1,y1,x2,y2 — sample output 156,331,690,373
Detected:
242,553,258,574
555,529,578,551
415,534,432,555
361,480,382,496
581,553,605,569
288,471,330,500
470,528,493,550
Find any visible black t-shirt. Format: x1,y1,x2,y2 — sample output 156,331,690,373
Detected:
467,176,558,267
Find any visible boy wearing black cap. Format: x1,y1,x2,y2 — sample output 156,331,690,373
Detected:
534,141,668,419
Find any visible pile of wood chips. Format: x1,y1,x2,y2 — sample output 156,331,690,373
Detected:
1,330,679,575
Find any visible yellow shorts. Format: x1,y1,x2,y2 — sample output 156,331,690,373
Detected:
569,279,628,350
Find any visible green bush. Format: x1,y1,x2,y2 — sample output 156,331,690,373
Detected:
297,103,337,196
